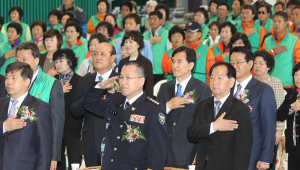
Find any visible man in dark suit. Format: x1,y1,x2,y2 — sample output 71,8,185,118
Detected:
0,74,5,98
14,42,64,170
70,43,119,167
187,62,253,170
156,46,211,168
230,47,277,170
0,62,52,170
83,61,167,170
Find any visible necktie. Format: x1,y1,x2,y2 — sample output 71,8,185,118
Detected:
98,76,103,82
234,84,242,99
214,100,222,118
176,84,182,97
124,102,130,110
8,100,18,118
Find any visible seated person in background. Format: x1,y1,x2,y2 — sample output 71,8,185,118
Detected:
254,4,273,33
130,1,137,14
0,22,23,76
208,0,219,24
87,0,109,34
286,0,300,27
236,4,265,53
216,3,229,24
274,2,286,13
228,0,243,25
114,45,129,72
63,18,87,44
194,7,210,42
155,3,174,31
1,6,31,42
96,21,115,46
141,0,157,33
60,12,74,34
29,20,47,52
291,6,300,38
104,13,120,37
77,33,109,76
203,21,221,47
47,9,63,32
228,33,252,56
0,16,8,44
116,0,133,30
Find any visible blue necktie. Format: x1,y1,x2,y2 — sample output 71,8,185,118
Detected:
98,76,103,82
176,84,182,97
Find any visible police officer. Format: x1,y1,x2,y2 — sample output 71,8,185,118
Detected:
83,61,167,170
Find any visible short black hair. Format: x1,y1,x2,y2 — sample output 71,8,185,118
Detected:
287,0,300,8
209,62,236,79
48,9,62,21
131,1,137,12
229,33,252,54
194,7,209,24
66,18,81,25
0,16,3,29
155,3,170,20
96,21,114,37
15,42,40,59
6,62,33,83
293,62,300,81
53,49,78,71
7,22,23,37
253,50,275,73
9,6,23,20
123,61,147,78
88,33,109,50
120,1,133,12
30,20,47,33
231,46,254,63
273,11,288,21
149,10,163,19
258,4,272,14
274,2,286,10
235,0,244,7
292,6,300,13
241,4,256,15
168,25,185,42
209,0,219,7
217,3,230,11
219,22,237,35
62,12,74,19
172,46,196,70
122,13,141,29
65,22,83,39
209,21,221,29
43,29,63,49
121,30,145,51
97,0,110,12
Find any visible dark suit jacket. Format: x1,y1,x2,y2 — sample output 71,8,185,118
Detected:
156,76,211,168
231,77,276,169
0,94,52,170
70,71,119,156
83,87,167,170
55,73,83,138
118,53,154,98
277,86,300,154
0,75,5,98
187,95,253,170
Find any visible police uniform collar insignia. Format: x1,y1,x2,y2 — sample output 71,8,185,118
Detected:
120,104,122,107
147,97,160,105
158,113,165,125
132,107,136,111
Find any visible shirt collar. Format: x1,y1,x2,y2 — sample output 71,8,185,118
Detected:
214,92,230,108
241,20,254,32
151,26,162,37
272,29,287,44
10,91,28,103
31,67,39,85
125,91,144,106
175,75,192,95
235,74,253,93
184,38,201,50
95,69,113,82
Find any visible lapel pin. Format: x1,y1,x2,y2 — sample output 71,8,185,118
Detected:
132,107,136,111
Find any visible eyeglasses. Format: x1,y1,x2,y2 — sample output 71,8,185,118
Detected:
230,61,247,66
258,11,267,14
119,76,142,81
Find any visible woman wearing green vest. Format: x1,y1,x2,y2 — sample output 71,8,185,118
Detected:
96,22,116,46
104,13,120,37
39,29,63,77
1,6,31,42
194,7,210,43
29,20,47,52
87,0,109,34
162,26,185,82
117,1,133,30
254,4,273,33
47,10,63,33
208,0,219,24
213,22,237,63
228,33,252,56
61,22,88,73
61,12,74,34
203,21,221,47
155,3,174,31
62,18,88,45
0,22,23,76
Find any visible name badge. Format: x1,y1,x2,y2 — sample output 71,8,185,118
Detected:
129,114,145,124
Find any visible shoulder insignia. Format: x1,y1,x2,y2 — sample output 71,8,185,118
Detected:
147,97,159,105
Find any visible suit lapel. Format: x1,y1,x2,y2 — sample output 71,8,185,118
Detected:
1,98,10,121
205,97,214,121
244,77,257,93
183,77,195,95
169,80,176,98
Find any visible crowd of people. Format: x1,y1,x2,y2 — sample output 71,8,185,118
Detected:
0,0,300,169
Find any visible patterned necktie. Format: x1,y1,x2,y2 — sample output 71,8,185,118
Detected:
98,76,103,82
8,100,18,118
214,100,222,118
234,84,242,99
124,102,130,110
176,84,182,97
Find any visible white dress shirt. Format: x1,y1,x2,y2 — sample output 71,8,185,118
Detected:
124,91,144,109
166,75,192,114
3,92,28,133
29,67,39,89
95,69,113,88
233,75,253,95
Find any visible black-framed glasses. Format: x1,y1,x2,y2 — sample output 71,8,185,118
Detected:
258,11,267,14
230,61,247,66
119,76,143,81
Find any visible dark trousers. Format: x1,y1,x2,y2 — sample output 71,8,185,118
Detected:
288,149,300,170
84,143,101,167
269,144,278,170
154,74,164,86
57,136,82,170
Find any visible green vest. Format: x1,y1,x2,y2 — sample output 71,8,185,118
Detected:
91,15,101,27
61,41,88,73
47,23,63,33
141,17,146,27
208,14,218,25
143,28,168,75
236,22,262,53
0,42,17,76
201,24,209,43
2,21,29,42
227,14,241,25
117,18,123,26
30,66,55,103
112,30,125,40
162,21,174,31
265,33,298,86
193,44,209,83
165,45,186,81
62,34,88,45
0,32,8,44
109,40,116,46
213,42,230,63
254,18,273,33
